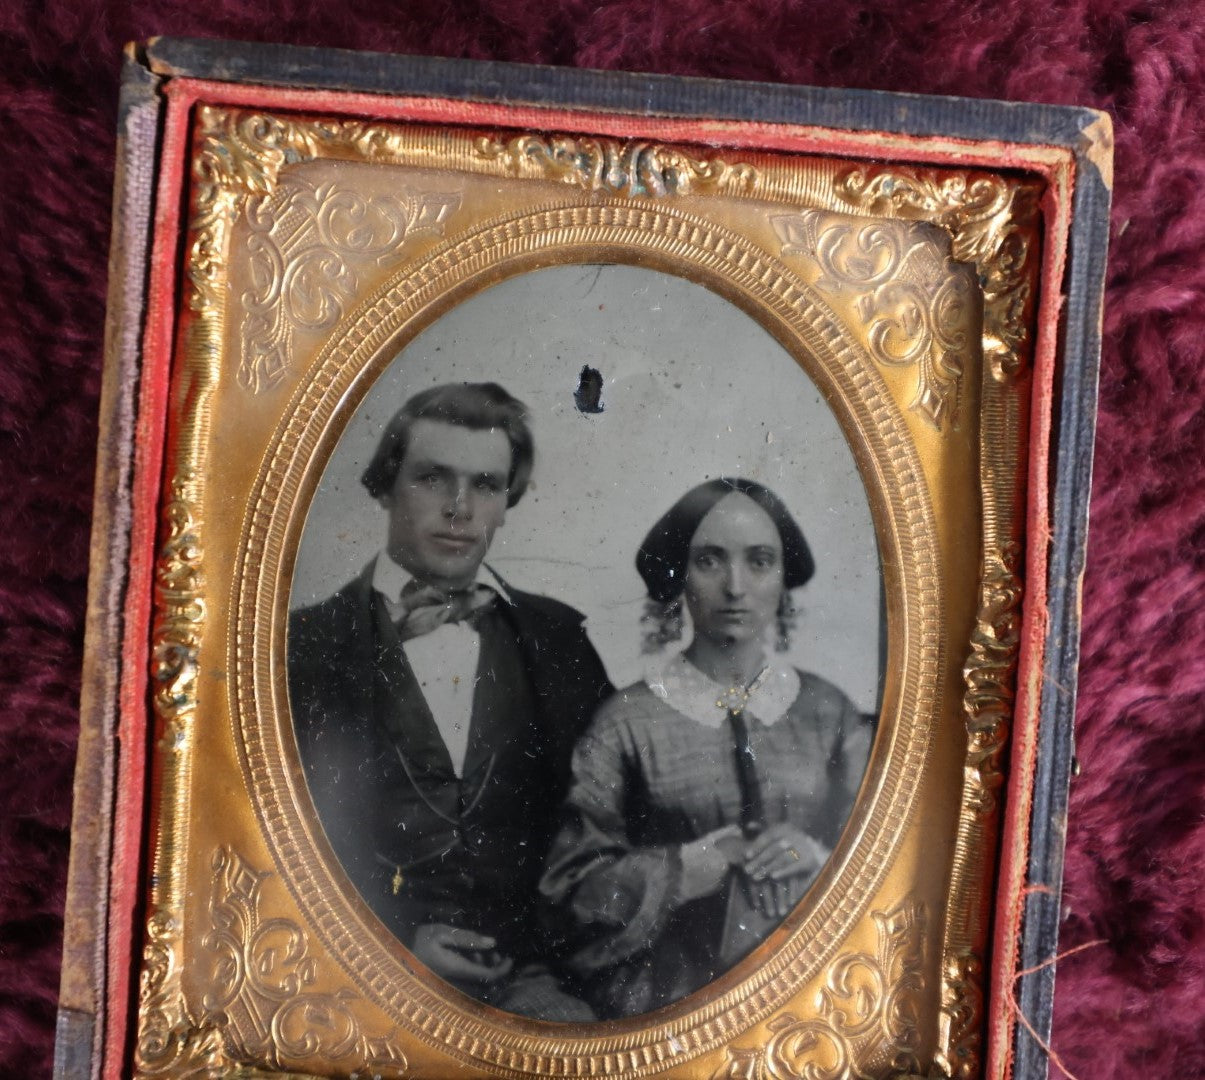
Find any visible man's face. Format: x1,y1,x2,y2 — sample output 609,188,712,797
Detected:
382,419,512,590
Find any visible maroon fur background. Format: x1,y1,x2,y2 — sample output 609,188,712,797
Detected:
1,2,1201,1076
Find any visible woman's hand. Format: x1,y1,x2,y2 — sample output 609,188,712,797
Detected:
411,924,514,985
677,825,745,902
739,824,830,918
743,823,829,881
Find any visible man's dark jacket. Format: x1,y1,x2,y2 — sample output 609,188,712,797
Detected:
287,563,613,962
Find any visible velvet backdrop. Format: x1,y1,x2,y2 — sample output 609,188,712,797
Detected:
1,2,1201,1076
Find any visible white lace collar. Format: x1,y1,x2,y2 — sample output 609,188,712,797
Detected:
644,653,800,729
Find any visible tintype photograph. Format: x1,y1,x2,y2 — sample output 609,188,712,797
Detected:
52,38,1112,1080
287,263,882,1021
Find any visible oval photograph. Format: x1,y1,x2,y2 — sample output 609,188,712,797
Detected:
287,263,883,1022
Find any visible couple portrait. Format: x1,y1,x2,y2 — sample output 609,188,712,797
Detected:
286,265,881,1023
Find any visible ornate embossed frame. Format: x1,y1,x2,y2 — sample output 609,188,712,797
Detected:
58,38,1111,1080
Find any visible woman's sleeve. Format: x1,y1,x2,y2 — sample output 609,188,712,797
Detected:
540,702,684,974
835,691,874,773
792,672,876,849
822,685,876,847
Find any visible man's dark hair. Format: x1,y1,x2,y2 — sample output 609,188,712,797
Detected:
361,382,534,507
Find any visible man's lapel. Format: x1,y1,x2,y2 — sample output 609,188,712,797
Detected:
329,562,379,728
334,561,455,778
498,590,573,725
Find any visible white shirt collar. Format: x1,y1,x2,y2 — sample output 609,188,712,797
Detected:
645,652,800,728
371,551,512,608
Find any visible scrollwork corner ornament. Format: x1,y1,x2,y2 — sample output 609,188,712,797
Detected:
135,909,228,1078
475,133,758,198
194,106,415,204
772,211,974,431
712,902,927,1080
192,106,464,393
833,166,1040,386
134,846,410,1078
239,178,461,392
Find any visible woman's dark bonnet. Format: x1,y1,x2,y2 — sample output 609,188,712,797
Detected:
635,478,815,603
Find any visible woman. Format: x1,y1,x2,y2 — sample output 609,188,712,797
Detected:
541,478,873,1019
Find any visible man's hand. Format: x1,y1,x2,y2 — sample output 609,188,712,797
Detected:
411,924,514,985
739,824,830,918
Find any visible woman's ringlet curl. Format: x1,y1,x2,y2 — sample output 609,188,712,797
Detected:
637,478,813,653
361,382,535,507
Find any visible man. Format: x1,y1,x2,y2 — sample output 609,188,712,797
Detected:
288,382,612,1017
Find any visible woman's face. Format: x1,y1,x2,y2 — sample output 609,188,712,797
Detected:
683,492,785,649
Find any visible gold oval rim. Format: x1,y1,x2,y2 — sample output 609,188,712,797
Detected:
231,201,942,1076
